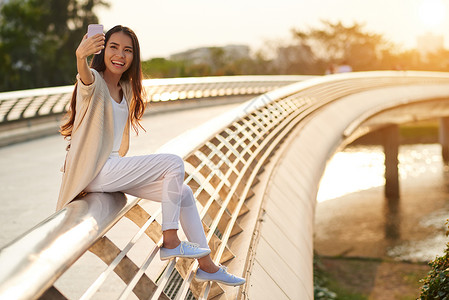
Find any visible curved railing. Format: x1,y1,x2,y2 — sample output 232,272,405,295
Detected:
0,75,311,147
2,71,449,300
0,75,309,123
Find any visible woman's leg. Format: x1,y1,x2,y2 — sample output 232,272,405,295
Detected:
86,154,214,256
85,153,244,285
85,154,187,240
176,174,245,284
177,184,219,272
178,185,208,248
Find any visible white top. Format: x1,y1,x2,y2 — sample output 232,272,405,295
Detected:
110,95,128,156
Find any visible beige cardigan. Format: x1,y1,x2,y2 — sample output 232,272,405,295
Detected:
56,69,132,210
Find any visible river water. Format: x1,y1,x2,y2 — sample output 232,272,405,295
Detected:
314,144,449,262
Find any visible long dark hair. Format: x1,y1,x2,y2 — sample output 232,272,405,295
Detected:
60,25,145,139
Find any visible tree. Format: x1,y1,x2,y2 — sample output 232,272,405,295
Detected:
293,21,394,72
419,219,449,298
274,43,322,75
141,58,187,78
421,48,449,72
0,0,108,92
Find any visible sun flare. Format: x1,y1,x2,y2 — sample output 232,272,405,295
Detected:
418,0,446,29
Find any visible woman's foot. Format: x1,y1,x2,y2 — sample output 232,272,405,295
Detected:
195,265,246,286
160,241,211,260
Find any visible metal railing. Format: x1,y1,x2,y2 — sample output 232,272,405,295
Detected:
2,71,449,299
0,75,309,124
0,75,312,147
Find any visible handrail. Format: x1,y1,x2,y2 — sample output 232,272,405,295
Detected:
2,71,449,299
0,75,310,123
0,193,137,299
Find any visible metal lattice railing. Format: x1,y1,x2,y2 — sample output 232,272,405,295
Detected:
2,71,449,300
0,75,310,124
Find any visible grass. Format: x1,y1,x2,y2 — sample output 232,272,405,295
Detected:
399,121,439,144
326,279,368,300
314,255,430,300
351,120,440,145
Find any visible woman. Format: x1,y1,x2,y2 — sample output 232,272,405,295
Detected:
58,25,245,286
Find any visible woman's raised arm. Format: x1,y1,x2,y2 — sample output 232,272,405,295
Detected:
75,33,105,85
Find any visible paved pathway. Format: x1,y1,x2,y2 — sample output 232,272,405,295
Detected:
0,101,242,248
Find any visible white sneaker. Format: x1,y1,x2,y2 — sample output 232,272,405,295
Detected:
160,241,211,261
195,265,246,286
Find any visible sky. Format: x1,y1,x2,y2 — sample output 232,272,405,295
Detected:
95,0,449,60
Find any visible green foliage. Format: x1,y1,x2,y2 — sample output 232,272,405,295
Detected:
0,0,108,91
419,220,449,299
314,256,337,300
141,50,275,79
142,58,187,78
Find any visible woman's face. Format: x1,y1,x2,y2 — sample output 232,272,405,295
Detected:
104,31,134,76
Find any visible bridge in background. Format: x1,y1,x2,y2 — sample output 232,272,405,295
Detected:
1,72,449,299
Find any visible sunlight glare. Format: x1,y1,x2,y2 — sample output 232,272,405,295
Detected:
317,147,385,202
316,144,443,203
418,0,446,29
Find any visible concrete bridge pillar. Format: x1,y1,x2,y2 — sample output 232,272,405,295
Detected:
439,117,449,165
382,125,400,198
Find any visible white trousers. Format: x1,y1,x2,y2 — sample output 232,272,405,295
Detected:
85,153,209,249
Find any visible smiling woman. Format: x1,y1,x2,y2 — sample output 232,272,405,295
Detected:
56,24,246,287
418,0,447,29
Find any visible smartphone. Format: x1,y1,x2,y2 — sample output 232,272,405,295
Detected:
87,24,103,54
87,24,103,37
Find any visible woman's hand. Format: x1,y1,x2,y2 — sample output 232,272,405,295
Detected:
76,33,104,85
76,33,105,60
